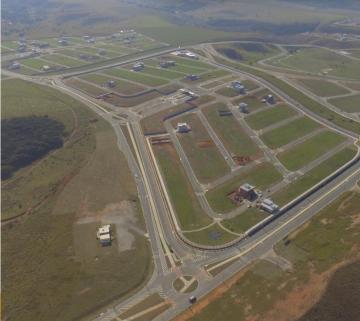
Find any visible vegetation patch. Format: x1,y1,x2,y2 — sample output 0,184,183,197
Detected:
203,103,260,158
245,104,297,130
183,223,238,246
272,147,356,206
153,143,212,230
213,56,360,135
328,94,360,113
277,130,347,171
184,190,360,321
274,47,360,80
222,208,270,234
206,163,282,213
2,116,64,180
296,78,350,97
104,67,168,86
175,113,230,183
2,79,152,321
260,117,320,149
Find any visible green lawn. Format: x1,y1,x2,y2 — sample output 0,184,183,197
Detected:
104,67,168,86
140,66,185,79
20,58,58,70
80,73,145,95
215,87,240,97
233,96,265,113
183,223,238,246
41,54,85,67
245,104,297,130
276,47,360,80
222,208,270,234
206,163,282,213
328,94,360,113
297,78,350,97
203,103,259,158
65,78,107,97
213,56,360,135
175,113,230,183
260,117,321,149
169,56,215,70
153,144,212,230
272,147,356,206
277,131,347,171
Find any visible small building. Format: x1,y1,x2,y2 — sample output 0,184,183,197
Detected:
176,122,191,133
172,50,198,59
160,60,175,68
106,80,116,88
8,61,21,70
83,35,90,40
17,45,27,52
132,62,144,71
42,65,51,71
239,102,249,113
180,88,197,98
231,81,246,94
239,183,257,201
98,49,107,55
86,37,96,44
263,94,275,104
97,224,112,246
218,110,233,117
58,38,68,46
186,74,200,81
260,198,279,213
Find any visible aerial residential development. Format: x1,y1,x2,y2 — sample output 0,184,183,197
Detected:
2,1,360,321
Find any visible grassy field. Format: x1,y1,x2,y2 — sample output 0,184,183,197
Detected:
222,208,270,234
206,163,282,213
20,57,58,70
233,95,265,113
175,113,230,183
183,223,238,246
184,189,360,321
80,73,145,95
277,131,347,171
245,104,297,130
104,67,168,86
213,56,360,135
2,79,152,321
140,66,185,79
272,147,356,206
65,78,108,97
274,47,360,80
153,143,212,230
296,78,350,97
203,103,259,158
328,94,360,113
260,117,321,149
41,54,85,67
215,86,240,97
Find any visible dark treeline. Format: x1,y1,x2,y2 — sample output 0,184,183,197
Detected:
1,116,65,180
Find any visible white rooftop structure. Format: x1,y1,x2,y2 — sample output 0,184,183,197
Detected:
240,183,255,192
176,122,191,133
260,198,279,214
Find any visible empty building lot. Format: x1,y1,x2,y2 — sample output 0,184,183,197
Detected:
171,113,230,183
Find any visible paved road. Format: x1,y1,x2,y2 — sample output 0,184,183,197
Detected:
3,44,360,321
